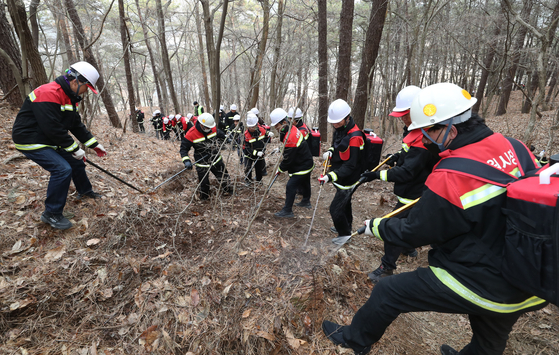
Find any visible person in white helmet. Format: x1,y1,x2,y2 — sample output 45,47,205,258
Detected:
360,85,438,283
217,105,227,130
224,104,238,133
151,110,163,139
318,99,365,236
322,83,547,355
270,108,314,218
162,115,172,140
12,61,106,230
180,113,232,200
242,113,273,183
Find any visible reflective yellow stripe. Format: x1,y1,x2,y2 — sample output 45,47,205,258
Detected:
29,92,37,101
295,133,304,147
195,155,222,168
328,171,338,182
460,184,506,210
257,136,266,141
510,167,520,177
64,141,78,152
84,137,97,147
193,132,217,143
402,143,410,153
182,156,190,162
333,179,360,190
60,104,75,111
372,218,383,239
380,170,388,181
430,266,546,313
290,163,315,176
248,138,256,143
396,195,416,204
15,143,57,151
253,150,258,156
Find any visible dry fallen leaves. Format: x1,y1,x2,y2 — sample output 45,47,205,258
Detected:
44,246,66,262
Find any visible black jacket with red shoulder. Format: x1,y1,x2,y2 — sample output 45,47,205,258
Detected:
370,123,546,307
243,126,270,160
295,120,311,139
180,121,227,167
379,127,437,202
326,117,363,189
12,76,99,153
278,125,314,175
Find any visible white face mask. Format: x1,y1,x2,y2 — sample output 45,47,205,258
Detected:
201,126,212,133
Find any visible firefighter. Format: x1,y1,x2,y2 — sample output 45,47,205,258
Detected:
11,61,106,230
224,104,238,133
251,107,270,176
180,113,232,200
217,105,227,130
322,83,548,355
360,85,438,283
243,113,274,184
171,114,181,140
293,108,311,140
136,108,145,133
162,116,172,140
318,99,364,237
270,108,314,218
193,101,204,116
151,110,163,139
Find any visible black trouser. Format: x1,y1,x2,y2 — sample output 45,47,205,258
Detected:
342,267,547,354
380,201,416,269
244,158,265,182
195,159,231,199
138,121,145,132
283,173,311,212
329,187,353,236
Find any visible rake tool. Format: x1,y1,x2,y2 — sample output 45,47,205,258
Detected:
145,155,209,193
85,158,144,193
331,197,420,246
303,156,330,247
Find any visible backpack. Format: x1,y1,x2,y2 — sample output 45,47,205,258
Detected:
361,129,384,172
435,137,558,306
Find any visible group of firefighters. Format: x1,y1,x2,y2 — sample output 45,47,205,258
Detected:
10,60,553,355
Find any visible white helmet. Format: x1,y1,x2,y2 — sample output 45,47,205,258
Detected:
168,114,175,120
251,107,260,115
198,113,216,128
391,85,421,115
220,105,224,111
294,108,303,119
163,117,169,124
287,107,294,118
270,108,288,126
327,99,351,123
175,114,181,119
153,110,161,116
409,83,477,131
69,61,99,94
233,114,240,121
247,113,258,127
186,113,193,121
230,104,237,111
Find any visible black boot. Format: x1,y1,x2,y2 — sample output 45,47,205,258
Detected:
367,265,394,283
41,211,73,230
440,344,459,355
322,320,371,355
295,200,312,209
274,209,294,218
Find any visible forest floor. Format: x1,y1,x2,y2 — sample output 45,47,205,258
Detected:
1,91,558,355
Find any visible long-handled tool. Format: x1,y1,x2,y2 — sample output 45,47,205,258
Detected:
350,155,394,195
303,157,330,247
85,158,145,193
331,197,420,246
146,155,209,193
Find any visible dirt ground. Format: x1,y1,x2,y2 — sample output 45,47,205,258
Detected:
1,92,558,355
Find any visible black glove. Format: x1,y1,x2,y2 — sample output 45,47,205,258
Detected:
386,153,399,167
360,170,380,183
184,160,193,170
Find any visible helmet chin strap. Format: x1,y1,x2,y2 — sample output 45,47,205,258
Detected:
421,117,454,152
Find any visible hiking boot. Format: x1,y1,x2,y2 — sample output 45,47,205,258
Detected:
403,249,418,257
440,344,459,355
295,200,312,209
322,320,371,355
41,211,73,230
368,265,394,283
274,209,294,218
330,227,338,234
77,191,102,200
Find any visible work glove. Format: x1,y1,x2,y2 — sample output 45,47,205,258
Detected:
184,160,193,170
267,131,274,138
318,174,329,184
257,151,264,158
72,148,85,160
271,147,280,155
360,171,380,183
385,153,398,167
323,151,332,161
93,144,107,157
363,220,374,237
275,170,282,177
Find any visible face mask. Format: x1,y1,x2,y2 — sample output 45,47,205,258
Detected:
425,142,442,157
201,126,211,133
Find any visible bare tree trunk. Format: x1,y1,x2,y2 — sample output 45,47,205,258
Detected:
48,0,75,66
269,0,284,109
317,0,328,140
0,0,24,106
194,1,210,108
118,0,137,133
335,0,354,101
7,0,48,89
473,18,502,113
29,0,40,49
135,0,163,112
64,0,121,128
352,0,388,129
496,0,533,116
155,0,180,113
249,0,270,109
